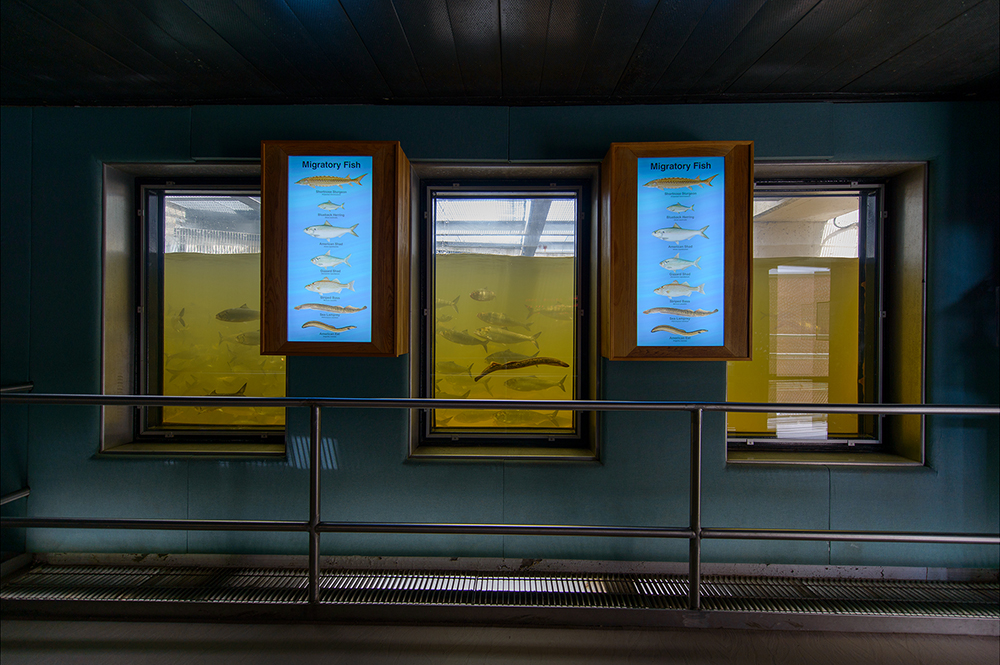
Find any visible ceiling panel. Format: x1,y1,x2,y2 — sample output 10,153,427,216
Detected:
574,0,658,97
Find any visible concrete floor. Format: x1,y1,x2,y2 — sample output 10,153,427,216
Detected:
2,620,998,664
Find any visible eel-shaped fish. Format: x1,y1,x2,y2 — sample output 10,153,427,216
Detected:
651,325,707,336
302,321,357,333
474,356,569,382
642,307,718,317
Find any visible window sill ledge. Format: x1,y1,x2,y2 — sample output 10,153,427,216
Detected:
726,450,922,466
99,442,285,457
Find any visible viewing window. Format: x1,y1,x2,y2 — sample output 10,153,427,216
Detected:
410,173,597,459
727,184,882,452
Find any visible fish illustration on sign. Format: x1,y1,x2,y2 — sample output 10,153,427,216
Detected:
659,254,701,271
475,326,541,349
216,304,259,322
654,281,705,299
294,303,367,314
652,325,708,336
305,277,355,294
642,307,718,317
311,251,351,268
665,203,695,213
317,201,345,210
653,224,709,243
296,173,367,188
438,327,490,352
644,174,717,191
504,375,567,393
476,311,533,330
302,321,357,333
470,288,496,302
304,221,359,239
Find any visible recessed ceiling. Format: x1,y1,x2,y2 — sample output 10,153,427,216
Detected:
2,0,997,106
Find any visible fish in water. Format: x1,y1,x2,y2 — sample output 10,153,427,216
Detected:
170,307,187,332
652,325,708,336
475,326,541,349
311,251,351,268
653,224,709,244
304,221,359,239
642,307,718,317
494,410,562,427
437,314,454,322
644,173,718,191
216,303,259,322
209,382,247,397
474,356,569,382
317,201,345,210
436,296,460,313
659,254,701,271
476,311,533,330
305,277,355,294
294,303,367,314
436,361,474,377
236,330,260,346
296,173,367,189
524,303,575,320
665,203,694,213
439,410,494,425
654,281,705,299
485,349,538,364
438,327,489,352
302,321,357,333
434,386,472,400
470,288,495,302
505,375,567,393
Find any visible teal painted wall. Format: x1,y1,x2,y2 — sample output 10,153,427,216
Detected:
0,102,996,567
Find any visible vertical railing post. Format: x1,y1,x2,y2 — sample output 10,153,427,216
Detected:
688,408,703,611
309,405,321,604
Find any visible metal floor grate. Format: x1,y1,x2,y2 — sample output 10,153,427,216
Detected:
3,564,998,619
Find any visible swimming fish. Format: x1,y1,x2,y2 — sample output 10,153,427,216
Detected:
644,173,718,191
436,361,474,377
438,327,489,352
524,303,574,320
305,277,355,294
485,349,539,364
435,387,472,400
642,307,718,317
304,221,359,239
652,325,708,336
440,410,494,425
436,296,460,313
470,288,496,302
659,254,701,271
494,410,562,427
665,203,694,213
302,321,357,333
197,382,249,412
654,281,705,299
504,375,567,393
216,304,259,322
317,201,345,210
476,311,533,330
437,314,454,322
474,357,569,382
294,303,367,313
475,326,541,349
653,224,709,243
170,307,187,332
296,173,367,189
311,251,351,268
235,330,260,345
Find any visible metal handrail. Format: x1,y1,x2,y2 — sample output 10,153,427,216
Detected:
2,391,998,611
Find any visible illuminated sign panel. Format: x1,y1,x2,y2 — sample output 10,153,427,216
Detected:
286,156,373,343
636,157,726,347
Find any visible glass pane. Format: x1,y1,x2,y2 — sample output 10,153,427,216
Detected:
431,194,578,433
728,195,861,438
160,193,285,427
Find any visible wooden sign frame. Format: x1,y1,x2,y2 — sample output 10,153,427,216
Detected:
261,140,410,356
601,141,753,360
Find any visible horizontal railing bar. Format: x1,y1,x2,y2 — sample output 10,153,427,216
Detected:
0,488,30,506
318,522,695,538
0,517,308,532
0,382,34,394
2,393,997,416
701,528,1000,545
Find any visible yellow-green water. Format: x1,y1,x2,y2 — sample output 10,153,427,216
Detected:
162,252,285,427
433,253,577,432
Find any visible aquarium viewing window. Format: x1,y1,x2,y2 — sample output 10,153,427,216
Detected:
261,141,410,357
601,141,753,361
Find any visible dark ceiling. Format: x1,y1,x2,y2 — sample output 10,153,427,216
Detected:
2,0,998,106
